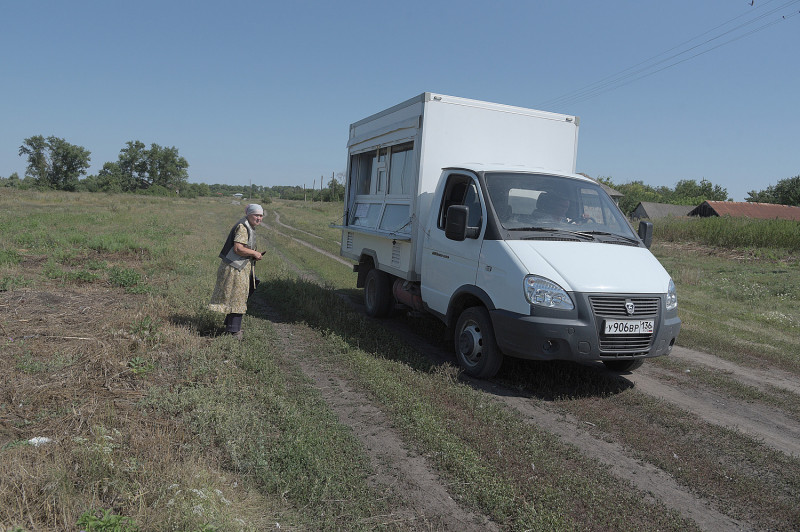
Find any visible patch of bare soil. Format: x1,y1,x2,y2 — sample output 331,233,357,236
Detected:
631,364,800,456
0,289,143,442
669,345,800,396
481,383,749,531
373,312,754,531
251,299,499,531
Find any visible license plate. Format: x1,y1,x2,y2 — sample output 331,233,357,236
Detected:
604,319,654,335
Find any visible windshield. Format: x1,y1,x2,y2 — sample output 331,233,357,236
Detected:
485,172,638,241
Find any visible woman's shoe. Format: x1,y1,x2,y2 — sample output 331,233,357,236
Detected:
226,330,243,340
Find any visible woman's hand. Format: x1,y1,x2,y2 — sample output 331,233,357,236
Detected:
233,242,263,260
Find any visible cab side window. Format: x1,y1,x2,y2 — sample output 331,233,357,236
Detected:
437,175,482,230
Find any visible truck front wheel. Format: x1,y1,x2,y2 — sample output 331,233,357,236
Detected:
364,268,394,318
454,307,503,378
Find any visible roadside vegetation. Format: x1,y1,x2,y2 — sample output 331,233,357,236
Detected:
1,189,798,530
652,217,800,373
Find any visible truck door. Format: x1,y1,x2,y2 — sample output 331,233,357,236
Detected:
421,172,485,315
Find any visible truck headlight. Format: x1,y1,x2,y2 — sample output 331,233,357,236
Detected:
524,275,574,310
666,278,678,311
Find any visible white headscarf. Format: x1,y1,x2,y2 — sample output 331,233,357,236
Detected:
245,203,264,216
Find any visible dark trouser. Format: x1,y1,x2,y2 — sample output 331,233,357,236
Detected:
224,313,243,334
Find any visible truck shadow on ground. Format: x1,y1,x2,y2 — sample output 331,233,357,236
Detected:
250,279,635,401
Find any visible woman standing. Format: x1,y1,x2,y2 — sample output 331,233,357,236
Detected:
208,203,264,338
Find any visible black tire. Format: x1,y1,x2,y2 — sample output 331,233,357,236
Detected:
364,268,394,318
602,359,644,372
454,306,504,378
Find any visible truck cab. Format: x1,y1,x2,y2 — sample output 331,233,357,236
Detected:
422,166,680,377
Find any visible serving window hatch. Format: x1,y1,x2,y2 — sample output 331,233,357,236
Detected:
348,141,415,234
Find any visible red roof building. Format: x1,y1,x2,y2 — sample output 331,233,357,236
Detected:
689,201,800,221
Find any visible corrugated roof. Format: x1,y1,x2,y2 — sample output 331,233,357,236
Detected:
689,201,800,221
632,202,693,219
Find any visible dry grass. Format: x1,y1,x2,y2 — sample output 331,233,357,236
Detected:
0,283,283,530
0,191,290,531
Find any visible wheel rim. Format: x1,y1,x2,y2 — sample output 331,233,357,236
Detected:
365,277,376,310
458,320,483,367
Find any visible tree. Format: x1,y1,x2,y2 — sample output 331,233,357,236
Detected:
590,176,729,215
95,161,125,192
669,178,728,204
746,187,776,203
613,180,663,215
146,143,189,191
326,172,345,201
772,175,800,206
117,141,149,191
103,141,189,193
746,175,800,206
18,135,91,191
1,172,20,188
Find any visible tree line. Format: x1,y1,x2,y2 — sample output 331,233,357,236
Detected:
3,135,345,202
3,135,796,208
597,175,800,214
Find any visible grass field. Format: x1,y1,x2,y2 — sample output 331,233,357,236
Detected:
1,189,798,531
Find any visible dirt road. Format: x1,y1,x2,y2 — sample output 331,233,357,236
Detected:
259,217,798,531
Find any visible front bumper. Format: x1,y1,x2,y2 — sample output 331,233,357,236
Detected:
490,292,681,362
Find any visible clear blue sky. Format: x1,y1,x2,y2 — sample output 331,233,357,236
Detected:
2,0,798,201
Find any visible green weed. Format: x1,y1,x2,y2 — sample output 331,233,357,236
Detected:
77,508,139,532
108,267,141,288
15,352,45,374
129,316,162,344
0,248,22,266
0,275,31,291
127,356,154,376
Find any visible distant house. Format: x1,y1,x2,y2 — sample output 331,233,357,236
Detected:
631,202,693,220
233,193,244,198
689,201,800,221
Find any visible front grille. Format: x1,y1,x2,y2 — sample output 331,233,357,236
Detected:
599,335,652,351
590,297,659,317
590,296,660,354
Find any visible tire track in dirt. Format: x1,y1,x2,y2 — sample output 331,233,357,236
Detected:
669,346,800,396
254,229,499,531
261,220,352,267
631,365,800,456
475,382,751,532
370,311,754,532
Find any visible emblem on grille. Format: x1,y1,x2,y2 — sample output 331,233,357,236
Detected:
625,301,635,315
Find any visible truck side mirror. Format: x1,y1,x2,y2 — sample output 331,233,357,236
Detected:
445,205,480,241
638,221,653,249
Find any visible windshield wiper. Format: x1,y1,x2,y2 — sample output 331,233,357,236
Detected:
516,227,595,241
576,231,641,244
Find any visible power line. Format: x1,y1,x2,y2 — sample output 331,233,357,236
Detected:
537,0,800,109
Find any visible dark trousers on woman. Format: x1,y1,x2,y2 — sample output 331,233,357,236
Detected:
224,313,243,334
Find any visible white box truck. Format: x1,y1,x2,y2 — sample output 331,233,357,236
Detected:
335,92,680,378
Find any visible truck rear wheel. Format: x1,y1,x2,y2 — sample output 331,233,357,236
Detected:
454,306,503,378
364,268,394,318
602,359,644,372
